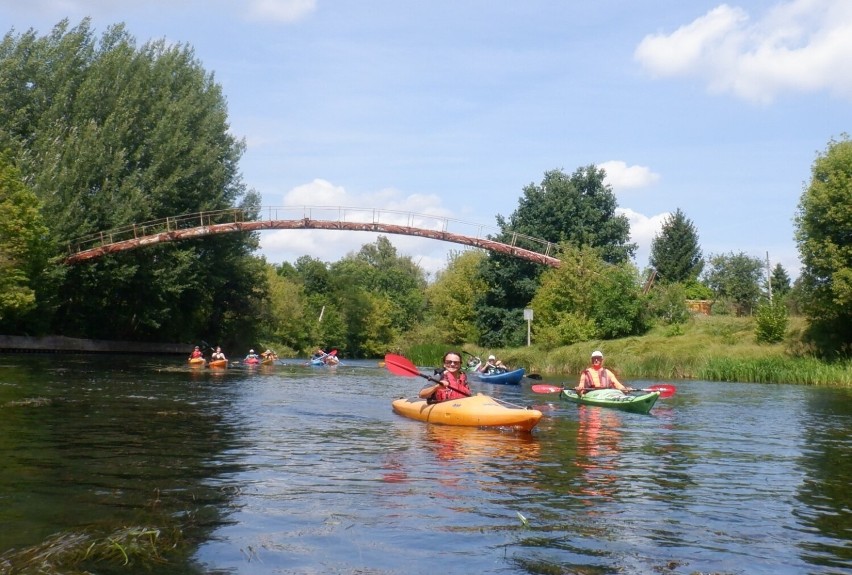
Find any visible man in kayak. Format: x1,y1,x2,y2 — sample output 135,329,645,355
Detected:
478,354,507,374
576,350,630,394
419,351,471,403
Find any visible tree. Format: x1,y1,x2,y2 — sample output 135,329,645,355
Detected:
795,135,852,356
424,250,487,345
703,252,764,316
769,263,791,298
0,20,265,341
0,153,55,330
325,236,427,356
649,208,703,284
476,166,636,346
530,244,649,349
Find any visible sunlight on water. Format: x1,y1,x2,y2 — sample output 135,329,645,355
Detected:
0,356,849,574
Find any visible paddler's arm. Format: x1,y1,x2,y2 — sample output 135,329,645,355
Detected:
418,378,447,399
609,370,629,392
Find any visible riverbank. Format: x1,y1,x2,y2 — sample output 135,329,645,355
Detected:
0,335,187,355
449,315,850,387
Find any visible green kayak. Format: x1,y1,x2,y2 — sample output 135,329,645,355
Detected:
560,388,660,414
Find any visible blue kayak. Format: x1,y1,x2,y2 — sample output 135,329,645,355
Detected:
468,367,525,386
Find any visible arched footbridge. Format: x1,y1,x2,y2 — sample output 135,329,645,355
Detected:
64,206,561,267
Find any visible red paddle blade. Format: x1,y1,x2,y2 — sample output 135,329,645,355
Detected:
384,353,422,378
329,349,338,356
645,384,677,398
530,384,564,394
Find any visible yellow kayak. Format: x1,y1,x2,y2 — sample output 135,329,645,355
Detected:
188,357,205,367
391,394,542,432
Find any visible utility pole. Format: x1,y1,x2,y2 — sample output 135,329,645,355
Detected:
765,252,772,302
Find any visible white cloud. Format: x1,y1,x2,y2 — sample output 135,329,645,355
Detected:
246,0,316,23
617,207,670,269
634,0,852,103
598,160,660,192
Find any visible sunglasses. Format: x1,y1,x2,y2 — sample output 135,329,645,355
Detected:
444,360,461,366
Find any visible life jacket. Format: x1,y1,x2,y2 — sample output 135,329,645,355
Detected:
427,369,470,404
581,367,613,389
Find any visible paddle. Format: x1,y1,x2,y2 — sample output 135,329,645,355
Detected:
383,354,472,397
530,383,677,398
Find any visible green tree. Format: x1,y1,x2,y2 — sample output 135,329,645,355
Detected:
259,265,312,354
530,244,648,349
703,252,764,316
476,166,636,346
424,250,487,345
795,135,852,356
649,208,703,283
327,236,427,356
0,153,55,330
0,20,265,342
769,263,791,298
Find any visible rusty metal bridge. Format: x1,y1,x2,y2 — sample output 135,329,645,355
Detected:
64,206,561,267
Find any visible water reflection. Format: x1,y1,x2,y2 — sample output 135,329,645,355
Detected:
0,355,246,573
1,357,851,574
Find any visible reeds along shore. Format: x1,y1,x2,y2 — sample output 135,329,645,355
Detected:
404,316,851,387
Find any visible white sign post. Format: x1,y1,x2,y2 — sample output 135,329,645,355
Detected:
523,308,533,347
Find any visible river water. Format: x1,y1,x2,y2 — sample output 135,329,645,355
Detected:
0,354,849,574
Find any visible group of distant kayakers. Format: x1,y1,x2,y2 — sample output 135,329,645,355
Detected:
187,345,278,365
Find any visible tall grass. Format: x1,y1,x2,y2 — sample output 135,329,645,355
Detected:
416,315,851,387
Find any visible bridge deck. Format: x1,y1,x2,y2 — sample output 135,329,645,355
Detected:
64,206,561,267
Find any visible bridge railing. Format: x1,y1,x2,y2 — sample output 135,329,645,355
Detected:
66,208,247,255
66,206,558,260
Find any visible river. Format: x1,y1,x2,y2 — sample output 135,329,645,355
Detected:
0,354,849,574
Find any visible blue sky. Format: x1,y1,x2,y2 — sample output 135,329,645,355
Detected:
4,0,850,279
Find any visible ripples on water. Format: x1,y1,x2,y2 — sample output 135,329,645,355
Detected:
0,356,849,574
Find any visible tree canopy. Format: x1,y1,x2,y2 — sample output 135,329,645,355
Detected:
475,166,636,346
795,135,852,356
0,19,265,343
0,153,54,330
703,252,764,316
649,208,703,284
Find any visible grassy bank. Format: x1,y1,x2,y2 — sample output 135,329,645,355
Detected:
408,315,851,387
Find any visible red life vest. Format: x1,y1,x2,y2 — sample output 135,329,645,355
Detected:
581,367,613,389
430,370,470,403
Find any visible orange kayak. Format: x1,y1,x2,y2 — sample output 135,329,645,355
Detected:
208,359,228,369
188,357,205,367
391,394,542,432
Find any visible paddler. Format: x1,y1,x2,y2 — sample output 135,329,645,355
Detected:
575,350,630,394
419,351,472,404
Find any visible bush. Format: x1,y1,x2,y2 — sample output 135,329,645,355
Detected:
755,298,789,344
647,283,690,325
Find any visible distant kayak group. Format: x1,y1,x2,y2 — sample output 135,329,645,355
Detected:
187,345,279,368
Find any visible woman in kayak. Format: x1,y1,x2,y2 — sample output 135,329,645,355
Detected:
576,350,630,394
419,351,471,403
